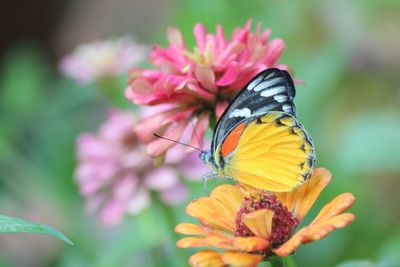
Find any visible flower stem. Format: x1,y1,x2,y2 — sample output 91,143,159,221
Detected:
269,256,297,267
209,114,217,130
154,194,188,267
96,76,129,108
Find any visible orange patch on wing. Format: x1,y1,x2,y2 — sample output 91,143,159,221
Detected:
221,122,246,158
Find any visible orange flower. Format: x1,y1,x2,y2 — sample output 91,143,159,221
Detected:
176,168,355,267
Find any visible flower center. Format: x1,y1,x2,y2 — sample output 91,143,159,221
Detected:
183,42,212,66
235,191,299,248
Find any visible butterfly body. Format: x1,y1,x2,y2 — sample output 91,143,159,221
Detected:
200,68,316,192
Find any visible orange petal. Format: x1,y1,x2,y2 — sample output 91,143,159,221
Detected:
175,223,206,236
177,235,236,250
222,251,263,267
186,197,236,231
275,167,332,221
242,209,273,239
202,234,236,250
189,250,225,267
310,193,356,225
233,236,269,252
273,212,356,256
272,227,309,256
304,213,355,243
177,237,206,248
211,184,243,216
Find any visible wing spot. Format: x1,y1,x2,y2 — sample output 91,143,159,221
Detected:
247,75,264,90
300,144,306,152
282,104,292,113
275,119,285,127
229,108,252,118
274,94,288,103
260,86,286,97
299,162,305,169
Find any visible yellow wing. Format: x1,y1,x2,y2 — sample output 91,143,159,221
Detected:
218,112,315,192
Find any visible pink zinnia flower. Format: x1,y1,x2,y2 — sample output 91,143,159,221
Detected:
75,109,207,227
60,35,147,85
125,20,287,157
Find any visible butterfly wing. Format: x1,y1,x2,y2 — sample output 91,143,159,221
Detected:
211,68,296,153
216,112,315,192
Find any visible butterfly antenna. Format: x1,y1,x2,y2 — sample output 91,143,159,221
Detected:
190,119,202,148
153,133,202,152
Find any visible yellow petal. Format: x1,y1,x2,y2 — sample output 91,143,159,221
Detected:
272,227,309,256
310,193,356,225
222,251,263,267
304,213,355,243
211,184,243,216
189,250,225,267
186,197,236,231
233,236,269,252
242,209,273,239
275,167,332,221
175,223,206,236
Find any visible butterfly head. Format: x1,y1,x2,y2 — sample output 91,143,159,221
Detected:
199,150,218,169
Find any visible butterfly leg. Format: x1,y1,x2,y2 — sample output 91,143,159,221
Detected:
221,175,236,185
202,172,219,196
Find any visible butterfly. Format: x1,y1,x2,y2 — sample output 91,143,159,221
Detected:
199,68,316,192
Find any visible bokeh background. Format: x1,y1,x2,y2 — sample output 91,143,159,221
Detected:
1,0,400,266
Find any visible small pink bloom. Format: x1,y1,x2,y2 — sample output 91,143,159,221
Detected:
60,35,147,85
75,109,206,227
126,20,287,157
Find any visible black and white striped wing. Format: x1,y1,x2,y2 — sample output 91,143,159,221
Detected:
211,68,297,152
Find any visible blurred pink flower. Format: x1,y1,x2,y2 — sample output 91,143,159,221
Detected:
75,109,207,227
125,20,287,157
60,35,147,85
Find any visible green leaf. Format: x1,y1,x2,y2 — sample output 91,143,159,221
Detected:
0,214,73,245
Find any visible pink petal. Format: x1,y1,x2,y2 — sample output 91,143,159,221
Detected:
125,80,167,105
215,25,227,51
144,166,179,191
194,64,217,92
134,107,194,142
99,199,126,227
216,63,240,87
215,101,229,119
86,193,107,213
261,29,271,42
263,38,285,66
126,187,151,214
146,120,189,157
194,23,207,52
167,27,185,47
190,113,209,149
181,151,208,181
164,143,186,164
113,174,139,200
159,183,189,205
215,43,244,66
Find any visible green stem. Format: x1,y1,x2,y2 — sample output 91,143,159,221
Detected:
96,76,129,108
209,114,217,130
270,257,285,267
269,256,297,267
154,195,188,267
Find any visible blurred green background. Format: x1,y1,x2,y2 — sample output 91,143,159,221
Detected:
1,0,400,266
